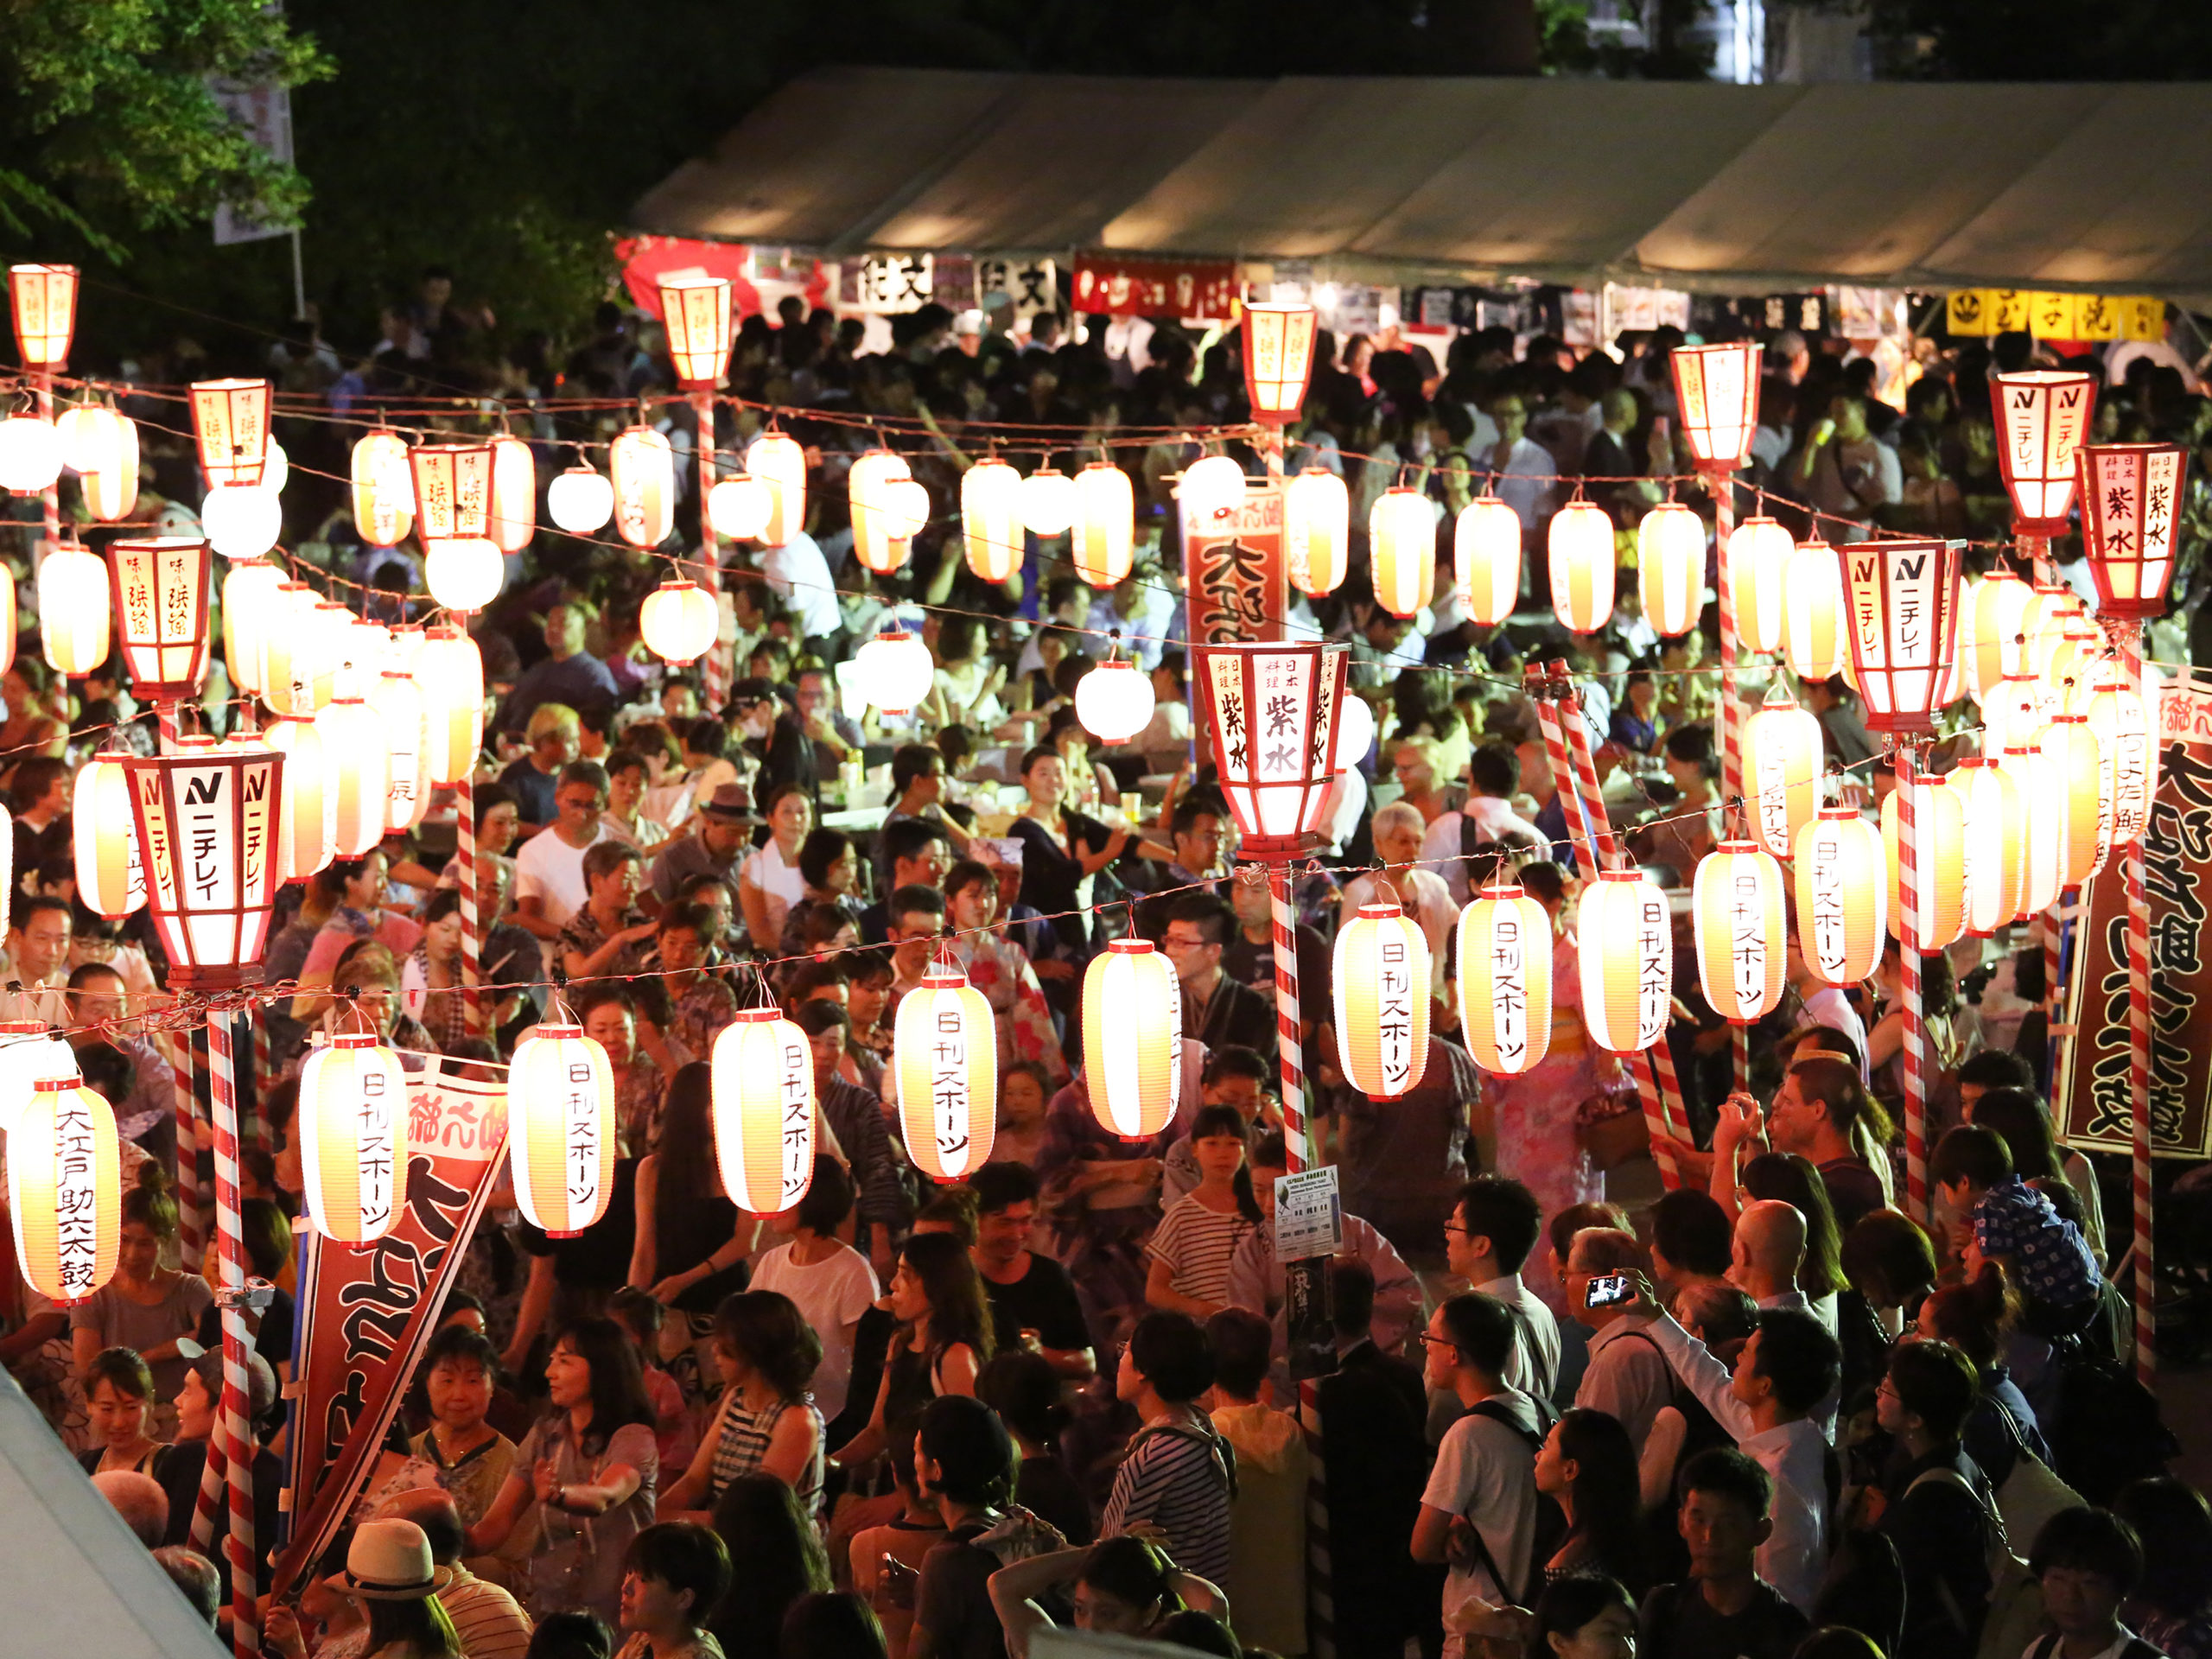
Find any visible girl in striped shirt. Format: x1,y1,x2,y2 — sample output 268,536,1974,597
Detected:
1145,1106,1262,1319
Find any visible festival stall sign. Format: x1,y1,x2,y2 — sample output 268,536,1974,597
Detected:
977,257,1060,320
1184,480,1287,651
614,236,764,321
1947,289,2164,343
839,253,938,314
2060,669,2212,1158
1072,254,1236,321
271,1062,509,1595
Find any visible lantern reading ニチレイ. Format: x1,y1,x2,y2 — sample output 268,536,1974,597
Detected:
122,739,285,989
1993,370,2095,534
1836,537,1961,736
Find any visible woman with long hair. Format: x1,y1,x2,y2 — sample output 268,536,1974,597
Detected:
660,1290,825,1526
1533,1410,1647,1592
1741,1151,1847,1324
627,1062,757,1401
267,1519,463,1659
829,1234,993,1471
707,1473,831,1659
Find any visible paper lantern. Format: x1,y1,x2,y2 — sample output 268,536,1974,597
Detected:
1980,668,2045,761
419,626,486,788
336,614,391,702
855,626,933,716
487,435,537,554
850,448,915,573
1334,900,1432,1099
2080,442,2189,621
10,1075,118,1306
1243,302,1318,422
1782,538,1845,682
0,577,13,679
640,580,718,667
410,443,493,544
369,664,432,833
105,537,211,702
1192,640,1351,855
2003,742,2062,918
1579,870,1672,1053
265,717,334,882
1548,498,1615,633
40,540,110,676
1177,454,1245,531
59,404,130,479
660,276,733,389
1743,686,1822,860
2041,714,2109,889
1793,807,1885,984
708,474,772,542
2019,585,2082,683
894,964,997,1182
508,1019,616,1236
1452,494,1520,626
1726,516,1791,655
8,264,76,365
1020,467,1076,539
79,412,140,522
1075,658,1154,746
1287,467,1350,598
1961,569,2032,700
425,538,504,613
73,756,144,919
547,464,614,534
1884,769,1967,949
2084,672,2150,850
200,481,281,559
1637,502,1705,638
123,739,285,988
1370,486,1436,618
1335,694,1376,769
1082,940,1182,1141
0,416,62,497
2044,625,2101,715
1670,340,1761,472
1954,757,2026,937
1694,842,1786,1025
1993,370,2095,533
297,1032,410,1244
960,458,1024,584
351,429,413,547
262,439,289,496
260,582,334,718
710,1009,816,1212
317,697,391,857
189,378,270,487
1456,885,1553,1075
0,1026,79,1135
1072,461,1134,588
1836,537,1960,735
610,426,676,549
748,430,808,547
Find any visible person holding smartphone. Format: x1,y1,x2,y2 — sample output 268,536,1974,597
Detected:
1564,1228,1676,1452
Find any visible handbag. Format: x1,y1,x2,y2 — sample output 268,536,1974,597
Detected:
1574,1080,1649,1171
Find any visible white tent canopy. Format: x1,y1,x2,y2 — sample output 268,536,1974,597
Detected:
632,67,2212,298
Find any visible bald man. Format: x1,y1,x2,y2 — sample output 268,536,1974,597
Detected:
1729,1199,1810,1320
376,1487,532,1659
92,1469,168,1549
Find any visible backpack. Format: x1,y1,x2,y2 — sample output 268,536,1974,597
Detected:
2046,1335,2180,1504
1906,1465,2047,1659
1462,1395,1567,1606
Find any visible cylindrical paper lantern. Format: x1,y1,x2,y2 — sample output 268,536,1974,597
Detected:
850,448,915,574
1743,688,1822,860
1456,885,1554,1075
265,717,334,882
880,478,931,573
73,756,143,919
80,411,140,522
419,626,486,788
258,581,325,717
40,541,110,677
1726,515,1791,655
1637,502,1705,638
487,434,537,553
0,1027,78,1135
1333,901,1433,1099
1961,569,2032,701
1455,495,1522,626
640,580,718,667
609,426,675,549
1884,768,1968,949
710,1009,817,1213
1783,538,1845,682
960,458,1024,584
1793,807,1885,984
1081,940,1181,1141
1287,467,1350,598
60,404,130,479
1370,486,1435,619
2018,584,2081,682
1578,870,1672,1053
2086,674,2153,849
1980,669,2045,761
1955,757,2026,937
1548,499,1615,633
1075,658,1154,746
1072,461,1134,588
547,465,614,534
1694,842,1787,1025
222,558,283,695
509,1020,616,1236
317,697,391,857
10,1075,119,1306
2003,744,2062,918
369,667,432,833
748,430,808,548
297,1032,410,1244
2041,714,2109,889
894,965,996,1182
352,429,413,548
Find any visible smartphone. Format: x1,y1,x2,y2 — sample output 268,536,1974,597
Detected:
1584,1272,1633,1311
878,1553,919,1611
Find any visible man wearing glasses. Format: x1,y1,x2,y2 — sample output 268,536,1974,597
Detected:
1159,893,1274,1062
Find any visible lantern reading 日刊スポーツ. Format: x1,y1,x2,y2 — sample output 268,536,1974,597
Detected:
297,1031,410,1245
1334,900,1432,1099
1794,807,1886,984
710,1009,817,1213
1742,684,1822,861
895,963,997,1182
1694,842,1786,1025
1457,885,1553,1076
1579,870,1673,1053
508,1017,615,1236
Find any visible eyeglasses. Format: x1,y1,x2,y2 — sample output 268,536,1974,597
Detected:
1414,1331,1462,1352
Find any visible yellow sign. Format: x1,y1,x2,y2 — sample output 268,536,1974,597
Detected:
2073,293,2120,341
1992,289,2031,333
1947,289,1994,336
2120,296,2166,341
2029,291,2078,340
1945,289,2164,343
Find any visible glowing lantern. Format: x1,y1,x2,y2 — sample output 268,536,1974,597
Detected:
659,276,733,389
8,264,77,365
487,435,536,553
261,582,334,718
880,478,931,571
1993,370,2095,533
1075,657,1154,747
369,663,431,833
1727,516,1791,654
105,537,211,702
2041,714,2109,888
1548,498,1615,633
0,416,61,493
2044,626,2101,715
1782,538,1845,682
425,538,504,613
1178,454,1245,531
709,1009,816,1212
1961,569,2032,700
2087,673,2153,849
2003,742,2062,917
79,412,139,522
1670,340,1761,472
0,579,12,678
1836,537,1960,735
1980,668,2045,760
1743,685,1822,860
1637,502,1705,638
1072,461,1134,588
1370,486,1436,618
352,429,413,547
200,481,282,559
122,739,284,988
609,425,676,548
708,474,772,542
419,626,486,788
1335,695,1376,769
317,697,390,857
262,439,289,495
1452,494,1520,625
1020,467,1076,539
1694,842,1786,1024
748,430,808,548
547,464,614,533
2019,585,2082,682
1192,640,1351,855
850,449,914,573
1885,769,1968,949
189,378,270,487
1082,940,1182,1141
59,404,130,478
10,1075,118,1306
894,963,997,1182
1287,467,1350,598
266,717,334,881
297,1031,410,1244
40,540,110,676
1243,302,1319,421
855,626,933,716
640,581,718,667
1334,900,1432,1098
1579,870,1672,1053
961,458,1024,583
411,442,493,541
74,756,144,918
1456,885,1553,1075
1954,757,2026,936
0,1027,78,1135
2080,442,2189,620
1793,808,1885,984
508,1016,616,1236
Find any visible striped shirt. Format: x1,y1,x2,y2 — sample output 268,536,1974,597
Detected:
434,1566,533,1659
1102,1414,1236,1585
707,1394,824,1518
1147,1196,1256,1310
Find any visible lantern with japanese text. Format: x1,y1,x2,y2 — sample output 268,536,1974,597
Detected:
1456,884,1553,1075
266,718,334,882
1726,516,1791,655
1955,757,2026,937
1637,502,1705,638
1287,467,1349,598
200,481,283,559
1884,768,1968,949
105,537,211,703
509,1015,616,1236
1793,808,1885,984
708,474,772,542
122,740,284,988
419,626,486,788
8,264,76,365
1783,538,1845,682
488,434,537,554
1082,939,1182,1141
748,430,808,548
1371,486,1436,619
1670,340,1761,473
1455,493,1521,626
1836,537,1960,735
369,660,432,834
1993,370,2095,534
297,1031,410,1245
855,626,934,717
190,378,270,487
2003,741,2062,918
710,1009,817,1213
2087,671,2153,849
317,697,391,858
0,412,60,493
1694,842,1786,1024
2041,714,2110,889
40,539,110,677
1961,569,2033,701
1579,870,1672,1052
73,755,144,919
1742,684,1822,861
660,276,734,389
351,429,413,548
1548,498,1615,633
547,464,614,534
1334,899,1432,1098
961,457,1025,584
1243,302,1318,422
850,448,915,573
1075,656,1154,747
10,1074,118,1306
1073,461,1134,588
1192,640,1350,856
640,581,719,667
2079,442,2188,620
0,1026,79,1135
79,410,139,522
610,425,676,549
1178,454,1246,531
895,962,997,1182
412,442,504,611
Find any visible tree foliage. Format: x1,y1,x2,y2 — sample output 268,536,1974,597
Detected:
1869,0,2212,79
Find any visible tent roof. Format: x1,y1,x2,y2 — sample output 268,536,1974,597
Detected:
631,67,2212,296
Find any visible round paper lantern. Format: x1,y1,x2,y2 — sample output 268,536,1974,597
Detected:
509,1019,616,1236
1637,502,1705,638
221,558,283,695
1694,842,1787,1024
1370,486,1436,619
880,478,932,573
748,430,808,547
2002,743,2062,918
2041,714,2109,890
894,964,997,1182
487,435,537,553
1793,807,1885,985
1783,537,1845,682
1884,768,1968,949
1454,495,1522,626
1743,687,1822,860
850,448,915,573
1020,467,1077,539
40,540,109,676
1961,569,2032,701
2086,674,2153,849
200,482,282,559
708,474,773,542
855,626,933,716
1082,939,1182,1141
1578,870,1673,1053
641,580,719,667
59,404,130,479
1456,885,1554,1074
1075,658,1154,746
369,666,432,833
0,415,62,494
352,429,414,548
80,412,140,522
548,464,614,533
1548,499,1616,633
265,717,335,881
1334,901,1433,1099
1287,467,1350,598
960,458,1024,584
710,1009,817,1213
1178,454,1245,530
1726,516,1791,655
317,697,391,857
424,537,505,613
1072,461,1134,588
10,1075,119,1306
73,756,144,919
0,1026,79,1135
1955,757,2026,937
1335,695,1376,769
297,1032,410,1244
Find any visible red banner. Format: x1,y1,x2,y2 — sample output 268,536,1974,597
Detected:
1185,478,1287,650
271,1065,508,1596
1072,254,1237,321
613,236,766,321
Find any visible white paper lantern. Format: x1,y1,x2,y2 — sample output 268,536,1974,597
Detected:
10,1075,119,1306
1548,499,1616,634
748,430,808,547
317,697,391,857
1370,486,1436,619
1177,454,1245,529
265,716,334,882
709,474,774,542
509,1020,616,1236
1287,467,1349,598
855,627,934,716
40,541,110,676
200,482,283,559
547,465,614,534
1793,807,1886,985
1457,884,1554,1075
1455,495,1522,626
1074,658,1155,746
1334,901,1432,1099
1072,462,1134,588
424,537,505,613
1578,870,1673,1053
1637,502,1706,638
1694,842,1787,1025
1020,467,1077,539
851,449,916,573
894,964,997,1182
297,1032,410,1244
610,426,676,549
710,1010,817,1213
73,756,144,919
961,458,1025,584
487,434,536,553
0,416,62,493
352,429,414,548
1783,537,1846,682
1081,941,1182,1141
641,580,719,667
1743,688,1823,861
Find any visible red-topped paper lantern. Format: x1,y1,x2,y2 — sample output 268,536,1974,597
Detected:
1082,939,1182,1141
190,378,271,487
1637,502,1705,638
8,264,77,366
1242,302,1319,423
610,425,676,549
1287,467,1350,598
2079,442,2189,621
1993,370,2095,534
105,537,212,703
509,1015,616,1236
1670,340,1762,472
1694,842,1787,1025
10,1074,118,1306
1192,641,1351,856
1727,516,1791,655
1549,499,1616,633
1579,870,1673,1053
1743,684,1822,861
123,738,284,989
1961,569,2032,701
710,1008,817,1213
1334,900,1432,1099
1885,767,1968,950
748,429,807,548
2086,673,2154,849
1794,807,1886,984
298,1031,410,1245
660,276,734,390
1456,884,1553,1076
1955,756,2027,938
894,963,997,1183
1836,537,1961,736
961,458,1024,585
1456,494,1522,626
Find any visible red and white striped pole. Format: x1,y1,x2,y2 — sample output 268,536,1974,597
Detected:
2115,626,2155,1382
34,369,60,561
205,1011,259,1659
1709,471,1749,1096
694,391,731,713
1269,863,1308,1174
455,772,483,1036
1897,743,1929,1222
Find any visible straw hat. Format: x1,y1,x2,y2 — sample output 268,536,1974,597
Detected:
334,1519,439,1601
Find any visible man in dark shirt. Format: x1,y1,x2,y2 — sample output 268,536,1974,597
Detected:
1162,892,1275,1060
859,819,955,945
10,756,70,879
1638,1447,1810,1659
498,604,620,738
1877,1338,1997,1659
966,1162,1094,1381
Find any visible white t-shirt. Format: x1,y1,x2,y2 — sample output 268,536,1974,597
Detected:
513,824,607,955
759,530,842,640
740,839,810,944
1796,986,1871,1082
747,1240,881,1425
1422,1390,1541,1647
1420,798,1548,906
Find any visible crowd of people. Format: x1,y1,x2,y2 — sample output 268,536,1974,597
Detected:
3,274,2209,1659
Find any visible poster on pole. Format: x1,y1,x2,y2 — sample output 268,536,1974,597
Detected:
208,79,296,246
1183,479,1287,651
